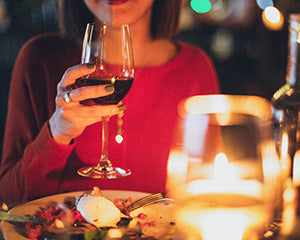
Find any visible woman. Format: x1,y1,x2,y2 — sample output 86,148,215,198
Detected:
0,0,219,206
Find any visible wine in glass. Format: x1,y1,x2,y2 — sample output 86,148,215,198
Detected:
77,23,134,179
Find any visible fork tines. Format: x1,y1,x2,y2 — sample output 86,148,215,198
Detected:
122,192,166,214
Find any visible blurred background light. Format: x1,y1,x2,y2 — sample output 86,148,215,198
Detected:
264,6,280,23
262,6,284,31
0,0,10,32
256,0,274,10
190,0,212,14
211,28,234,61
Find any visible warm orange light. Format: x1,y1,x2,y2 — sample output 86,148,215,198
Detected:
281,133,288,158
262,6,284,31
107,229,123,238
179,95,272,120
293,150,300,186
216,113,231,126
111,76,116,84
177,153,267,240
281,179,297,236
167,150,189,191
213,153,238,181
1,202,8,211
281,133,291,179
54,219,65,229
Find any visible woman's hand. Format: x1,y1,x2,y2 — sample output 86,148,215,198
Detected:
49,63,125,145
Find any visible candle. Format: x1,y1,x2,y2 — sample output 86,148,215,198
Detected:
170,95,281,240
176,191,268,240
174,153,271,240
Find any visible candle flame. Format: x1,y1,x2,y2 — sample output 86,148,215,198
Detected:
213,153,238,181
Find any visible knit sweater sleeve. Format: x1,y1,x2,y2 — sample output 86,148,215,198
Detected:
0,36,75,206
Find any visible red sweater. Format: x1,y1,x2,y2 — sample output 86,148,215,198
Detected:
0,34,219,205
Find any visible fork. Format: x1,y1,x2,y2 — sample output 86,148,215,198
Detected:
121,192,166,215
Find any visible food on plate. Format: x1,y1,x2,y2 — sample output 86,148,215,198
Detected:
75,186,133,228
76,194,121,228
22,187,176,239
25,202,72,239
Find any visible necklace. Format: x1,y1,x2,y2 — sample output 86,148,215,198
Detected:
115,102,124,144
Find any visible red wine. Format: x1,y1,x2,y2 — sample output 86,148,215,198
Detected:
75,76,133,105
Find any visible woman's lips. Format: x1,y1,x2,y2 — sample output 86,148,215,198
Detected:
104,0,128,5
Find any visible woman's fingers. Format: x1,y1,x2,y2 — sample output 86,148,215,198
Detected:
49,103,125,145
56,84,116,107
59,63,96,87
68,84,114,102
58,64,116,104
58,104,125,131
51,63,126,145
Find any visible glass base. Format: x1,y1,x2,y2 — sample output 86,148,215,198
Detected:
77,165,131,179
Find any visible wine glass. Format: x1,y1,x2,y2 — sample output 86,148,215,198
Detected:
77,23,134,179
167,95,283,240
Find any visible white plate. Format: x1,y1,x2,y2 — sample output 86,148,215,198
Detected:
1,190,177,240
1,190,159,240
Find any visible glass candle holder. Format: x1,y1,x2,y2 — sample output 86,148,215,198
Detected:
167,95,283,240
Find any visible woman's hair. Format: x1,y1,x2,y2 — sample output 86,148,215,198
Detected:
58,0,183,41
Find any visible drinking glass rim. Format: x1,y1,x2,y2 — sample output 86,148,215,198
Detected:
178,94,272,120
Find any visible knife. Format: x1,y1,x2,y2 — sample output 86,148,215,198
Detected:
0,211,47,224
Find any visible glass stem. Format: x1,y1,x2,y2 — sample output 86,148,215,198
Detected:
100,116,112,168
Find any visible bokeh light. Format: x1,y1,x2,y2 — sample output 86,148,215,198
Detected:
190,0,212,14
262,6,284,31
256,0,273,10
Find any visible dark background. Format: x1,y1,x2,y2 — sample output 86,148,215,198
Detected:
0,0,299,157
